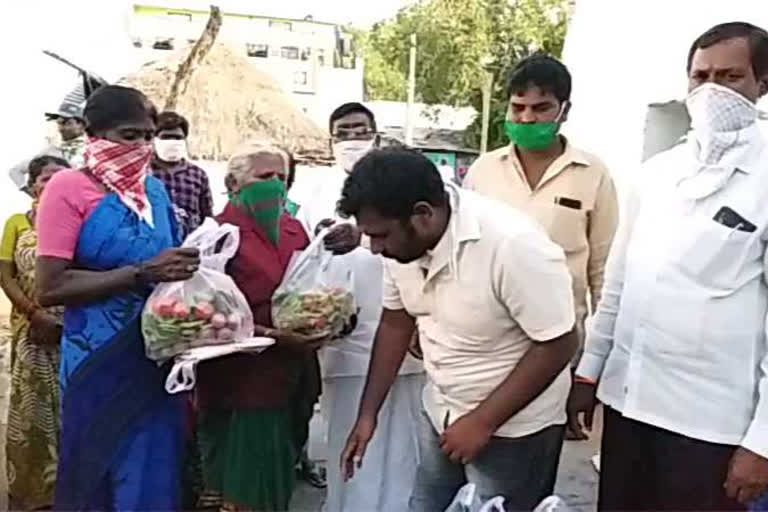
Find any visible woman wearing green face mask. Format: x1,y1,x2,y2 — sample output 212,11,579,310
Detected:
195,142,325,512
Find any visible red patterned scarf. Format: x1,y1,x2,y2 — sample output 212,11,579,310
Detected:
84,137,154,225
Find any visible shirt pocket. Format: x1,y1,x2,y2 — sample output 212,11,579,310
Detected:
668,214,759,292
531,202,587,253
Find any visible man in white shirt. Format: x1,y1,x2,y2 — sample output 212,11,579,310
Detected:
294,103,424,512
9,97,86,194
568,22,768,511
337,148,578,511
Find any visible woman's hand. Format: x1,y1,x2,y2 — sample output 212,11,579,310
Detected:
137,248,201,283
29,309,62,345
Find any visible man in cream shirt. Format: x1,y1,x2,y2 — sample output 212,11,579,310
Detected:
293,103,423,512
569,22,768,510
465,58,618,440
337,148,577,511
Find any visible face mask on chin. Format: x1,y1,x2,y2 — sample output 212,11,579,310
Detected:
153,138,188,163
333,139,375,173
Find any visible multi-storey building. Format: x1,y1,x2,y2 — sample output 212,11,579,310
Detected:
129,2,364,128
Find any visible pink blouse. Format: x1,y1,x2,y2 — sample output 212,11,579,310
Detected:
37,170,106,260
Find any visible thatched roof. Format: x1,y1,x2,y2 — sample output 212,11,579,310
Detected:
120,44,330,162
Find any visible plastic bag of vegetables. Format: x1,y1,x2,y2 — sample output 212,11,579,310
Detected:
142,218,255,362
272,228,357,339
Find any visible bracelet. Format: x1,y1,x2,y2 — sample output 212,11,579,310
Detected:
574,376,598,385
133,263,148,286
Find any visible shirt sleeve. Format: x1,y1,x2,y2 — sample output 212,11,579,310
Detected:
199,167,214,219
587,170,619,311
462,158,481,191
36,173,87,260
0,215,22,261
496,230,575,342
576,176,642,380
382,261,405,311
741,251,768,458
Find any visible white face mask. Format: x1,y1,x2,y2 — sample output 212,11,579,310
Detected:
333,139,375,173
678,83,759,199
685,83,757,134
154,138,188,163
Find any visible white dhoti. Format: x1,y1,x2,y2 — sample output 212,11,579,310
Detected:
321,373,424,512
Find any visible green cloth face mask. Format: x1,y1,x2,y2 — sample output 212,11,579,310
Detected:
504,120,560,150
232,178,286,244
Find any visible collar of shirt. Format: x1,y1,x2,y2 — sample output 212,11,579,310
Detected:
497,136,591,192
418,184,481,283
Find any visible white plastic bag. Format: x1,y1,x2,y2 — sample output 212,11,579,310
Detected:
479,497,506,512
533,496,571,512
445,483,483,512
271,229,356,339
142,218,254,362
165,337,274,393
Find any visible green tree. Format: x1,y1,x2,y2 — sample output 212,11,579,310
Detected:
362,0,569,150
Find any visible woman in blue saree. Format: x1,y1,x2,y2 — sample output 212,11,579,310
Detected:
36,85,201,511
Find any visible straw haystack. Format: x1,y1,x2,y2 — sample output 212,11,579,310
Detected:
120,44,330,162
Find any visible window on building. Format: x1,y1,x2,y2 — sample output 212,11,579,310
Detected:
300,48,311,61
153,38,174,50
293,71,308,86
317,49,326,66
246,43,269,58
269,20,292,31
132,38,143,48
281,46,299,60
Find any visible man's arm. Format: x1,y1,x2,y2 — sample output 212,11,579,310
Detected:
355,308,415,419
340,264,414,480
566,175,643,436
576,178,641,380
723,249,768,505
586,171,619,311
199,167,214,219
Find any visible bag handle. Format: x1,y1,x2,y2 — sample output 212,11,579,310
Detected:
282,227,333,284
165,359,198,394
182,218,241,270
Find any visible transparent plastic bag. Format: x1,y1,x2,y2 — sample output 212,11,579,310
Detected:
271,229,356,339
445,483,483,512
142,218,254,362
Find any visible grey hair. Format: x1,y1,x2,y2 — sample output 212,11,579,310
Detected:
226,141,290,186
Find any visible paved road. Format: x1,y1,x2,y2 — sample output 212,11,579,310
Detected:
0,332,600,512
292,408,602,511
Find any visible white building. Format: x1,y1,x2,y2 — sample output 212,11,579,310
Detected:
129,2,364,128
562,0,768,191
